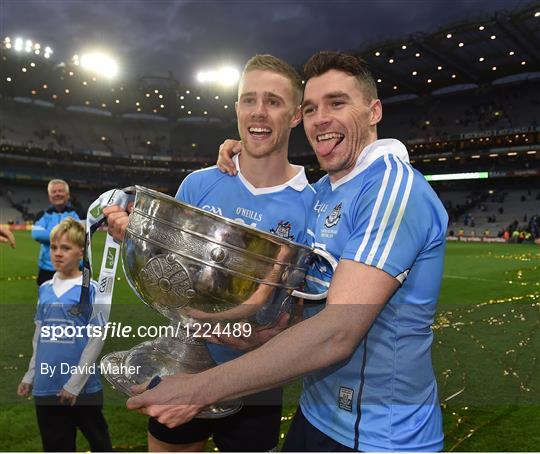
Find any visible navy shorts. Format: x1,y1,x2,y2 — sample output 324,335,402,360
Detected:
282,407,356,452
148,387,283,452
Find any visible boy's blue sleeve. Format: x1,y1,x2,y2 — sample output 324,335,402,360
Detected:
34,289,44,322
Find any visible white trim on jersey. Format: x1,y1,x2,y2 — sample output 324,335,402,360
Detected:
365,154,404,265
330,138,410,191
187,165,219,175
354,154,393,262
355,154,413,269
51,273,84,297
377,160,414,269
233,154,311,195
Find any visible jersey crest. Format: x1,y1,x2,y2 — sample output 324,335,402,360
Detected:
270,221,295,241
324,202,342,228
338,386,354,412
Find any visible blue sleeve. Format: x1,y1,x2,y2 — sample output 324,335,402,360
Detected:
342,155,434,279
175,173,199,204
34,288,44,322
31,212,51,244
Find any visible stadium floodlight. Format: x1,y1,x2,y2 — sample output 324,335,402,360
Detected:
196,66,240,87
80,52,118,78
14,37,23,51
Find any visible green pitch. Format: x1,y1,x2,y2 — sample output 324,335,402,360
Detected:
0,232,538,451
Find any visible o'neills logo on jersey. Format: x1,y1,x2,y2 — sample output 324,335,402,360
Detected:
270,221,295,241
324,202,342,228
235,207,263,222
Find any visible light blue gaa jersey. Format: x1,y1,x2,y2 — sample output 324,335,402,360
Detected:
176,155,315,363
301,139,448,452
33,277,103,396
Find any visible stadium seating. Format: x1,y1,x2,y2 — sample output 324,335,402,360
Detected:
442,188,540,236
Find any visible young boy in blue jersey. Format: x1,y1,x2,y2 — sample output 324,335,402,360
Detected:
127,51,448,452
104,55,315,452
18,217,112,452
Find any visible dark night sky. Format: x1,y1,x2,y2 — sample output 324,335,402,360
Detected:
0,0,525,83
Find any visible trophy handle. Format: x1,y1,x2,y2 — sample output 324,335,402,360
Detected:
291,248,338,301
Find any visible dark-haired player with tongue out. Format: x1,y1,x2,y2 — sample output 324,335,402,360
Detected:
127,52,448,453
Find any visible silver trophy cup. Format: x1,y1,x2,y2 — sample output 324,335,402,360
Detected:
101,186,336,417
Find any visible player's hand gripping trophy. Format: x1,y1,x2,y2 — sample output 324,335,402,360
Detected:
88,186,336,418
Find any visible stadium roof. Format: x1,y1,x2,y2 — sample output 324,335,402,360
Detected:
1,3,538,121
359,3,540,98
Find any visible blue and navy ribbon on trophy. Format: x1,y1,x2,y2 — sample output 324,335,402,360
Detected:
72,187,135,320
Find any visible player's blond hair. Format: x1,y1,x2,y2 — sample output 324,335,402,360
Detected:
50,217,84,249
241,54,303,106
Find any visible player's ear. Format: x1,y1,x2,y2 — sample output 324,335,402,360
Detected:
290,105,302,129
370,99,382,126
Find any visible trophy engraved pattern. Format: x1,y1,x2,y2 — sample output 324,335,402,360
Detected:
102,187,327,419
140,253,195,307
129,212,301,283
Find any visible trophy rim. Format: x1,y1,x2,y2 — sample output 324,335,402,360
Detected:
135,185,313,252
123,229,304,289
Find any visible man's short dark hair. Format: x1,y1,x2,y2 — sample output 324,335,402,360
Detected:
303,51,378,101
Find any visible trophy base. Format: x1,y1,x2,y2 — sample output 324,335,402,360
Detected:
101,350,242,419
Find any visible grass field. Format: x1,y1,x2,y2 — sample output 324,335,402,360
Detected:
0,231,538,451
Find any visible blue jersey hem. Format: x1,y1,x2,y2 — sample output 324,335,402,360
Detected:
300,401,444,452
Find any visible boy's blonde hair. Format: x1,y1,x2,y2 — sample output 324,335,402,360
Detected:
50,217,85,249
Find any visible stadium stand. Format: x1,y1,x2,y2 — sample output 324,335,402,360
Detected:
0,3,538,242
0,193,22,224
441,188,540,235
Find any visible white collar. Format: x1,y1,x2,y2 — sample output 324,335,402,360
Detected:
330,138,410,190
233,154,309,195
52,272,83,298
